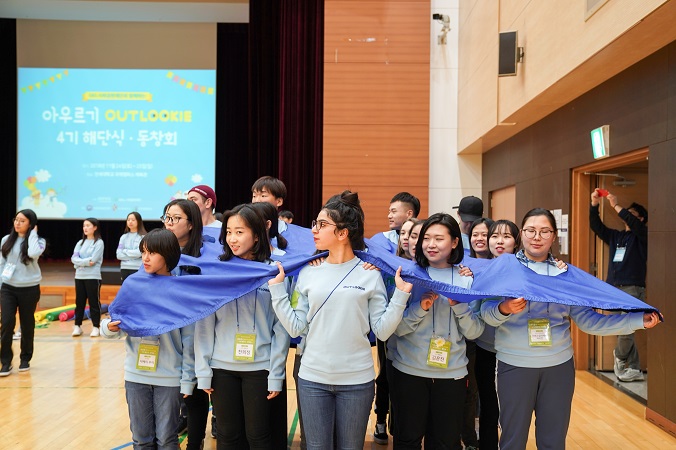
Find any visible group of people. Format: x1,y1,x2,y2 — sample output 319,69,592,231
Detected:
0,176,661,450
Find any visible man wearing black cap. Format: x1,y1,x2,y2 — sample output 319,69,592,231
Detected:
187,185,221,229
453,196,484,251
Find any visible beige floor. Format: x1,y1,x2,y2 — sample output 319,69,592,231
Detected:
1,318,675,449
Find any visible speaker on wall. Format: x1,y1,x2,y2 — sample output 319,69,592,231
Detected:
499,31,518,77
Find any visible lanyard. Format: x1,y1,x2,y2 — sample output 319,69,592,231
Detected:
428,267,453,339
235,289,258,333
307,259,361,324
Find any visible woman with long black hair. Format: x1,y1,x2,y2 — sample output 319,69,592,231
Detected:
0,209,46,376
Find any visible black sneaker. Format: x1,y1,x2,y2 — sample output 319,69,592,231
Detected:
177,415,188,435
18,361,30,372
0,364,12,377
373,422,388,445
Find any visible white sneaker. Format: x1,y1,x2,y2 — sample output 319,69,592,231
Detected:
72,325,83,336
613,350,626,378
90,327,100,337
12,331,21,340
618,367,645,382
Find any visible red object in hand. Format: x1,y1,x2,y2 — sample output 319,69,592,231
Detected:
597,188,609,197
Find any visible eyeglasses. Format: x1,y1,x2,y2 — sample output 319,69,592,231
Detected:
311,219,337,231
160,215,189,225
522,228,553,239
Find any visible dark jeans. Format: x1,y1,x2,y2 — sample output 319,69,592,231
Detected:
475,346,498,450
184,388,210,450
74,278,101,327
1,284,40,365
390,366,465,450
374,339,390,423
211,368,273,450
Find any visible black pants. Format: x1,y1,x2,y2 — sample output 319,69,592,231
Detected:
120,269,136,282
390,366,465,450
461,341,479,447
293,351,306,450
374,339,390,423
211,368,274,450
184,388,210,450
475,346,499,450
74,279,101,327
0,284,40,365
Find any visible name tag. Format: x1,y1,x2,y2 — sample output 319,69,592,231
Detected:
427,336,451,368
1,262,16,282
136,339,160,371
234,333,256,362
528,318,552,347
613,246,626,263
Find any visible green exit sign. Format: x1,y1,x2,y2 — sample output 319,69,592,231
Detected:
590,125,609,159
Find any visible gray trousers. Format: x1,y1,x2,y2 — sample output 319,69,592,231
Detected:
614,285,645,370
496,358,575,450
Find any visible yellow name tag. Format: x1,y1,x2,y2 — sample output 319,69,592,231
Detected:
234,333,256,361
427,336,451,368
136,339,160,371
528,318,553,347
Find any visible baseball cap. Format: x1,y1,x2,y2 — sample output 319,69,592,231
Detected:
453,196,483,222
188,185,217,208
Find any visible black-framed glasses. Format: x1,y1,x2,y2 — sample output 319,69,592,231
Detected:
522,228,553,239
311,219,337,231
160,215,189,225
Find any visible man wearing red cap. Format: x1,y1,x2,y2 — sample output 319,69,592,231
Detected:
187,185,221,229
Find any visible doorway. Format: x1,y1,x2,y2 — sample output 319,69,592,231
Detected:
571,148,649,401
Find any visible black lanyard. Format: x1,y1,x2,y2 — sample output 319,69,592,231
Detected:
307,259,361,324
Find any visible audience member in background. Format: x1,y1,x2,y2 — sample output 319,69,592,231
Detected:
396,218,417,260
278,210,294,224
453,196,484,253
187,185,222,229
590,188,648,382
71,217,104,338
117,212,147,282
0,209,46,377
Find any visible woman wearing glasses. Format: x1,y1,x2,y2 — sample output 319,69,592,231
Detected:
160,199,209,450
481,208,660,450
268,191,412,450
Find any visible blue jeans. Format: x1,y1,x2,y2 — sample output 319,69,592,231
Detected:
297,377,374,450
125,380,181,449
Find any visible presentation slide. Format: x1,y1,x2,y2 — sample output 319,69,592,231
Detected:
17,68,216,220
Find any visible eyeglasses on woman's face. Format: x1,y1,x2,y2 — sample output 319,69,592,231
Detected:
521,228,553,240
161,215,189,225
311,219,337,231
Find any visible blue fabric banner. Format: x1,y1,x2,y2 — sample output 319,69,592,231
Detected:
109,237,660,337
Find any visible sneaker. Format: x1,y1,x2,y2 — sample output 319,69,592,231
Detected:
177,415,188,435
613,350,626,378
72,325,83,336
618,368,645,382
90,327,100,337
12,331,21,340
18,361,30,372
0,364,12,376
373,422,388,445
211,415,217,438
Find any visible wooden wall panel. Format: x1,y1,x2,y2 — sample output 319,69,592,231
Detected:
324,0,430,239
324,1,429,64
324,63,430,125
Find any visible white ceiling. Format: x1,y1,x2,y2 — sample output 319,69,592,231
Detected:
0,0,249,23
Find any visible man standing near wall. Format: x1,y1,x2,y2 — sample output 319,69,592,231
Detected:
453,196,483,255
590,188,648,382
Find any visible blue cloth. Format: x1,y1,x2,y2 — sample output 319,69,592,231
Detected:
369,232,399,254
109,237,660,337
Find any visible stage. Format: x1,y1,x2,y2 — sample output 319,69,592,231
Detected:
38,262,122,310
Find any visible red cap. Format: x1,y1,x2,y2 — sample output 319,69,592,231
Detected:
188,185,217,207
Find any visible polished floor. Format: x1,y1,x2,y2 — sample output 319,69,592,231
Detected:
1,318,676,449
